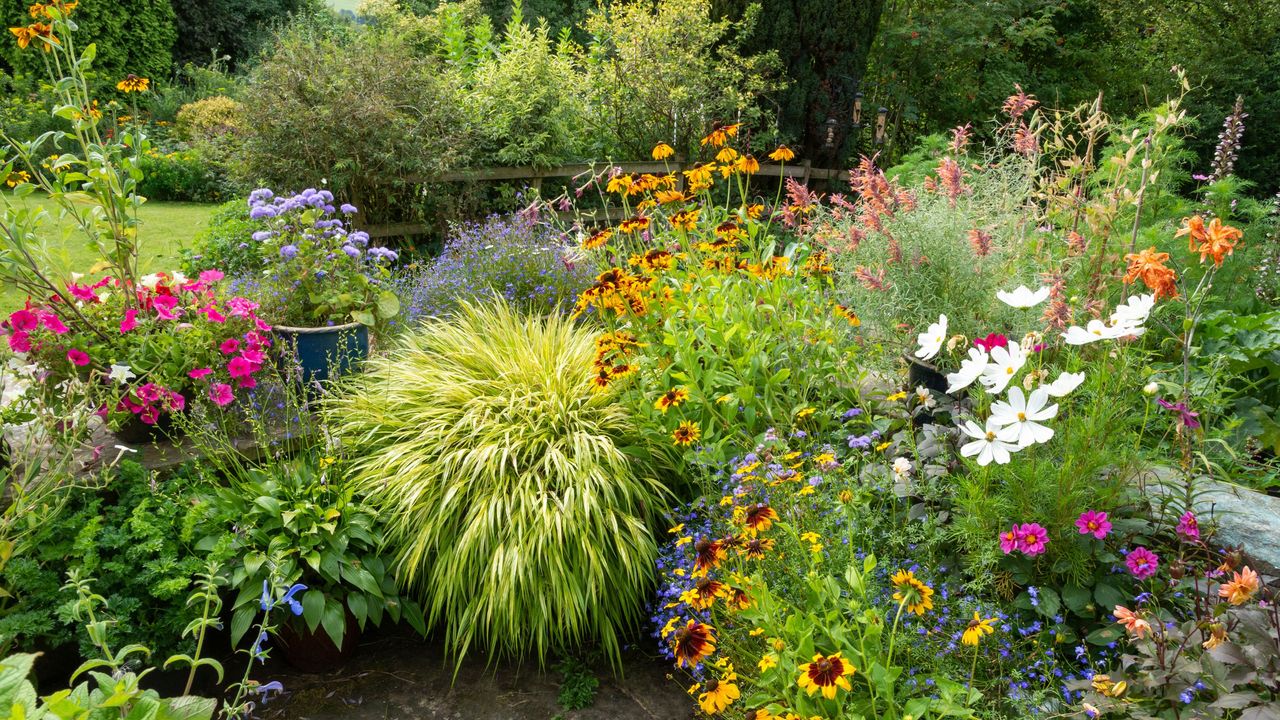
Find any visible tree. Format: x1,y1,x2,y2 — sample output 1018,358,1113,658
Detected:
1,0,176,83
712,0,885,166
170,0,325,69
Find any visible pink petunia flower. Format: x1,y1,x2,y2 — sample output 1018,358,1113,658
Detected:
236,375,257,390
999,526,1020,554
7,331,31,353
220,338,240,355
188,367,213,380
1017,523,1049,556
139,405,160,425
1125,546,1160,580
227,356,252,378
240,348,264,367
120,309,139,333
208,382,234,407
135,383,162,403
67,348,90,366
199,269,225,284
40,313,68,334
1075,510,1111,540
227,297,260,319
7,309,37,331
67,283,98,303
167,390,186,412
151,295,180,320
202,306,227,323
1176,511,1200,541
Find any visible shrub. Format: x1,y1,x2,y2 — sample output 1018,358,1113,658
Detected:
326,300,670,666
391,213,599,327
175,96,244,142
137,148,232,203
1,0,177,85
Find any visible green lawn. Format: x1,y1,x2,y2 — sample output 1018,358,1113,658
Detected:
0,193,218,310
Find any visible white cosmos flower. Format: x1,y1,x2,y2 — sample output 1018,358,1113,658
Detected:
959,418,1017,466
1064,319,1111,345
946,347,989,394
997,285,1051,308
108,364,136,385
914,314,948,360
1110,293,1155,328
915,385,937,409
1043,370,1085,397
979,342,1026,394
990,387,1058,447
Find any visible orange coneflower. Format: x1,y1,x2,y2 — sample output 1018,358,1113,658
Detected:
683,577,727,610
1122,246,1178,300
683,162,717,186
962,612,996,646
652,142,675,161
743,503,778,533
582,227,612,250
736,155,760,175
693,537,725,572
116,74,150,93
673,420,701,446
630,248,675,272
1218,566,1261,605
668,619,717,668
654,387,690,413
803,250,833,276
669,208,699,231
697,675,739,714
656,189,688,205
715,146,739,164
796,652,855,699
768,145,795,162
740,537,774,559
742,203,764,220
725,586,751,611
890,569,934,616
619,215,651,234
700,122,741,148
833,304,861,327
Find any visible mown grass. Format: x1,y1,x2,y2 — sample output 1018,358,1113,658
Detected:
0,193,217,310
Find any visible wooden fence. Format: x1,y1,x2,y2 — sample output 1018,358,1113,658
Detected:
364,160,849,239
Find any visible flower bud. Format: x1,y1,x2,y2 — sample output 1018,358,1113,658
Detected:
1143,382,1159,395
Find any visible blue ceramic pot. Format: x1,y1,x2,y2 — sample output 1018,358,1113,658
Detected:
273,321,370,385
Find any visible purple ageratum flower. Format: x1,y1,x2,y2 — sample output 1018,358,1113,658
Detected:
1075,509,1111,539
249,205,278,220
248,188,274,205
342,245,361,259
252,231,273,242
1125,546,1160,579
348,231,370,247
279,244,298,260
368,246,398,262
340,203,358,214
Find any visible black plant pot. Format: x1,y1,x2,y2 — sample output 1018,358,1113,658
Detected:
276,612,361,674
111,410,181,445
906,355,948,394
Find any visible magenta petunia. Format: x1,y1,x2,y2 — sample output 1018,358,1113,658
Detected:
120,309,139,333
227,356,252,378
188,367,213,380
198,269,225,284
220,338,240,355
40,313,68,334
151,295,180,320
7,309,37,331
66,348,90,366
1126,546,1160,580
1075,510,1111,540
973,333,1009,352
209,383,235,407
1176,511,1200,541
202,306,227,323
1017,523,1049,556
7,330,31,353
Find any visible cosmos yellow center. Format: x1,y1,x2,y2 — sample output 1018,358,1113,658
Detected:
1017,412,1027,421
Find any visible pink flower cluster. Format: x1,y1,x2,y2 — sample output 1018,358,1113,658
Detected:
1125,546,1160,580
999,522,1049,556
1075,509,1112,540
119,382,186,425
188,325,271,408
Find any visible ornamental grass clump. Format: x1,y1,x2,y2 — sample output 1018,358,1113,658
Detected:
326,300,670,667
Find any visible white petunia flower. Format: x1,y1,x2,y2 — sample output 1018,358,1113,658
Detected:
914,314,948,360
997,285,1051,308
979,343,1027,395
989,387,1058,447
946,347,989,394
1064,319,1111,345
959,418,1017,466
108,364,136,385
1043,371,1085,397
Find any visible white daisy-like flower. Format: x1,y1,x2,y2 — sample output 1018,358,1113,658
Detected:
1110,293,1155,328
1043,371,1085,397
892,456,912,478
959,418,1018,466
1063,319,1111,345
979,343,1027,394
914,314,948,360
996,285,1051,308
946,347,989,394
989,387,1058,447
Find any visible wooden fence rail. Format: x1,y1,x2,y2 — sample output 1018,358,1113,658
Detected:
364,159,849,239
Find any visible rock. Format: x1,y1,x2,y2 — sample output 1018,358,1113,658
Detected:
1142,467,1280,576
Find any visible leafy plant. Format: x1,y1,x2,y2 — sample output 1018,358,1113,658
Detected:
554,655,599,711
327,299,671,667
179,200,262,277
197,456,426,650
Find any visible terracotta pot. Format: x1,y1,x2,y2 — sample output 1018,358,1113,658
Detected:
275,612,361,673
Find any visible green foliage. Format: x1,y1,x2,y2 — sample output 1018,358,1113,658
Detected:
1,0,176,86
197,457,426,649
580,0,781,158
174,96,244,143
179,200,258,276
0,462,218,660
554,655,599,711
327,299,671,667
137,148,232,203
